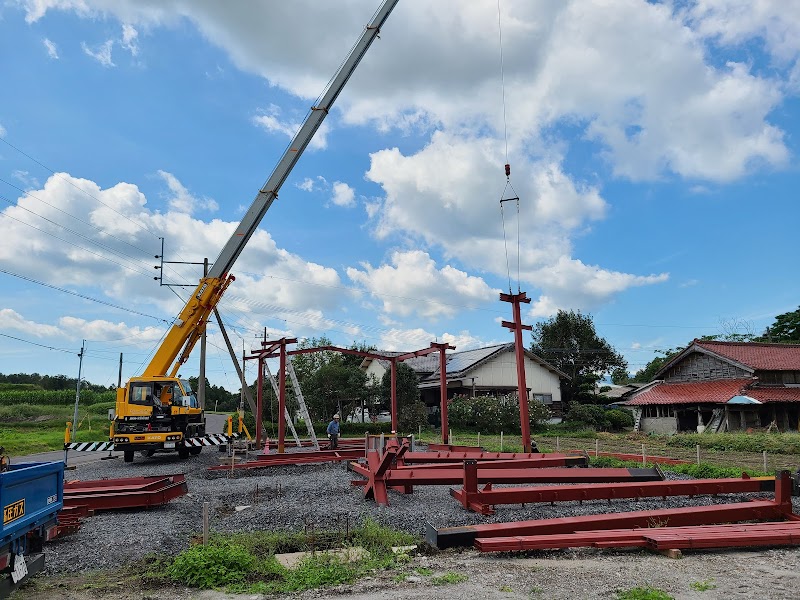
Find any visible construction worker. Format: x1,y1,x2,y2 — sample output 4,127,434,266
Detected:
327,414,340,450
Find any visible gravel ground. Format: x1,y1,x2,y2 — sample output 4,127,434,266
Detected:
44,444,800,580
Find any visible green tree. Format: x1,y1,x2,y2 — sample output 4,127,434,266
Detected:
758,306,800,343
531,310,626,408
380,362,423,431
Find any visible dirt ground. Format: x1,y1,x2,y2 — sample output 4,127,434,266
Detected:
22,544,800,600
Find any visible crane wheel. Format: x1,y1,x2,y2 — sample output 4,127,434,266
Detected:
178,447,190,459
123,450,134,463
141,449,155,458
189,446,202,456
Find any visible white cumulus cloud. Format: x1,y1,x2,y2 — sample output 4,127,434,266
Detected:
330,181,355,208
347,250,499,320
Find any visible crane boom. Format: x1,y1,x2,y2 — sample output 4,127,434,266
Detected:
142,0,398,378
111,0,399,463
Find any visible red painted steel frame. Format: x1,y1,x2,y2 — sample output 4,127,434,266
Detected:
429,471,797,549
401,452,588,467
351,448,661,506
500,291,533,453
475,522,800,552
63,474,188,510
208,448,365,470
452,469,776,514
252,342,455,445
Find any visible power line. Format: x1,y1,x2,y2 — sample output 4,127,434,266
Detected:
0,177,157,260
0,268,171,323
0,332,77,354
0,208,155,279
0,136,163,241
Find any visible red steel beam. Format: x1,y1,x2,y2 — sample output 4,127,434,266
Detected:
475,522,800,552
428,499,790,549
208,448,365,470
381,466,660,486
403,451,588,466
63,474,187,511
500,291,533,453
426,443,484,453
452,472,777,514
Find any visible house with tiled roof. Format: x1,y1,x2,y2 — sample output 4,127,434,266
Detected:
624,340,800,434
361,343,569,424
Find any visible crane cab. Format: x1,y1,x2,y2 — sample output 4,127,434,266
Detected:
111,377,205,462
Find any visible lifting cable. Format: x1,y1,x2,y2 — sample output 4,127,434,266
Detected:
496,0,521,295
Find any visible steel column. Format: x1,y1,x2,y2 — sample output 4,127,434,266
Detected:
278,340,287,453
432,342,449,444
500,291,533,453
390,359,398,432
256,355,264,445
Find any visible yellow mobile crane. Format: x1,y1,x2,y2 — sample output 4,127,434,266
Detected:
110,0,399,463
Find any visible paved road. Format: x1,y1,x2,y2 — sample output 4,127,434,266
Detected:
13,413,230,466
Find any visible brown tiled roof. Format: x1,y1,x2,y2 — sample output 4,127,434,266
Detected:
625,379,752,406
747,387,800,403
696,340,800,371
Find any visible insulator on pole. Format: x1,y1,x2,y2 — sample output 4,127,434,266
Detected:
505,163,510,177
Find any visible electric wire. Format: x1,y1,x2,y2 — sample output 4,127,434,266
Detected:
0,136,163,241
0,268,170,323
0,194,156,279
0,177,156,259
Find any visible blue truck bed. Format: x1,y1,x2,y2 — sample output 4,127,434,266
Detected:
1,462,64,547
1,461,64,598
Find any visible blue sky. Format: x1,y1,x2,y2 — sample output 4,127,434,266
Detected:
0,0,798,391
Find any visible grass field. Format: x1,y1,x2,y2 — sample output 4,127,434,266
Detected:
0,403,112,456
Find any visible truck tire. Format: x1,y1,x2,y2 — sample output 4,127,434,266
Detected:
189,446,202,456
141,449,155,458
124,450,134,463
178,447,190,459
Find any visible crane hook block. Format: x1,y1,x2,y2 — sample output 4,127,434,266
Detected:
504,163,511,177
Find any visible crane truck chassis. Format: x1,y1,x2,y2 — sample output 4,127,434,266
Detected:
111,377,206,462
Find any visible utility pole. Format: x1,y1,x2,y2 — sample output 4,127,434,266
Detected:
198,257,209,409
71,340,85,441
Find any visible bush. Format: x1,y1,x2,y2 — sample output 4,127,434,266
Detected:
565,404,609,430
167,542,257,588
565,404,632,432
448,395,550,434
398,400,429,433
606,408,634,430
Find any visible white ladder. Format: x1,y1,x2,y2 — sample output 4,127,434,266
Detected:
288,358,320,450
264,361,302,448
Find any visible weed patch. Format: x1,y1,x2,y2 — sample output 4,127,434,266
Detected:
616,586,673,600
690,579,716,591
431,572,468,585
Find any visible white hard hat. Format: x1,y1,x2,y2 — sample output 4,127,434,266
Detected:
333,414,340,419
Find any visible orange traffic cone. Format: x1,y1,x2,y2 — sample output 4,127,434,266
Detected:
263,437,271,455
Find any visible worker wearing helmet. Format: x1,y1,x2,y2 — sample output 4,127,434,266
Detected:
327,413,340,450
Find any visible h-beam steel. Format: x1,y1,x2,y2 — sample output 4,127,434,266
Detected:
428,470,797,549
500,291,533,453
452,467,777,514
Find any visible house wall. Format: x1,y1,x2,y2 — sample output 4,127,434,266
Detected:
663,352,750,383
640,417,677,434
468,350,562,403
363,360,388,384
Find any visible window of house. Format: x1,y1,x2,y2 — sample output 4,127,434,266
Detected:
533,393,553,405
